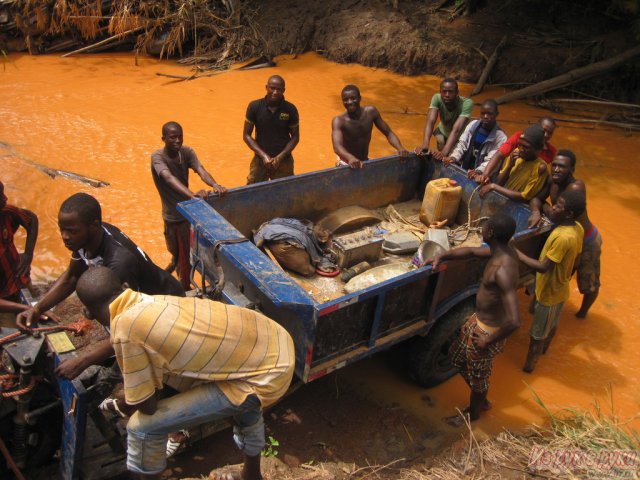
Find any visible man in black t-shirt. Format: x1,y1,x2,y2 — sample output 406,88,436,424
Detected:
17,193,184,379
243,75,300,184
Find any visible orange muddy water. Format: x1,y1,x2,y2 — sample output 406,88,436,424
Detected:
1,52,639,437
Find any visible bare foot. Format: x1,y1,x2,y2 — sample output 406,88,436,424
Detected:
443,413,467,428
443,401,492,427
575,310,587,319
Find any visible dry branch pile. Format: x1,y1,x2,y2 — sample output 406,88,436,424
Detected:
5,0,262,69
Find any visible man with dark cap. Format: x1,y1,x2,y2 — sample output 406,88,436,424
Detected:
479,124,549,203
473,117,557,184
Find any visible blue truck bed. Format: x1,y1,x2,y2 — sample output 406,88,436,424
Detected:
178,154,550,384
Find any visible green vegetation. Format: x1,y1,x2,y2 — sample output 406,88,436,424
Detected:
262,435,280,458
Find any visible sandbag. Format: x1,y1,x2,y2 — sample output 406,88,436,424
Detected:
268,241,316,277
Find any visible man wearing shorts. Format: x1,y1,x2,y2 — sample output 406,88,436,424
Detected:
517,190,586,373
527,150,600,318
415,78,473,160
423,213,520,426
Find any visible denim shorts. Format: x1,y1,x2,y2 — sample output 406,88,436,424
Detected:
126,382,264,475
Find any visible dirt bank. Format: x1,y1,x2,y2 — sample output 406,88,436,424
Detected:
2,0,638,102
252,0,639,102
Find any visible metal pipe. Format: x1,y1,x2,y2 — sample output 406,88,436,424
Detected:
24,399,62,424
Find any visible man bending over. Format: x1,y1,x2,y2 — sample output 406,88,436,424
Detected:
76,266,295,480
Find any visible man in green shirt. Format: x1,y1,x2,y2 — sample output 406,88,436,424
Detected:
415,78,473,160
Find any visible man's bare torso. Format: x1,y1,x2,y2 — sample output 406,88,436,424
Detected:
476,250,519,327
336,106,378,161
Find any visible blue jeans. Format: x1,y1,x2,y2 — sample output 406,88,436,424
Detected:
126,383,264,475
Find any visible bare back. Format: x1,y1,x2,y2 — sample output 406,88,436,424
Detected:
476,249,520,327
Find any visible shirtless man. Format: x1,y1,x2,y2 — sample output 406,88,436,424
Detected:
423,213,520,426
527,150,600,318
332,84,409,168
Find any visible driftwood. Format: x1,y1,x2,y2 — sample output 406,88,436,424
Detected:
35,165,110,187
471,34,508,96
550,98,640,110
496,44,640,104
238,55,276,70
553,118,640,131
61,26,146,57
0,140,109,187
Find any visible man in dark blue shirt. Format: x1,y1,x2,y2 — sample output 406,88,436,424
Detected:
243,75,300,184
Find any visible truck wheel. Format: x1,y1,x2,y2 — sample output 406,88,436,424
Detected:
406,297,475,388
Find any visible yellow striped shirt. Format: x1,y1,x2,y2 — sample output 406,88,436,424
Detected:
108,290,295,408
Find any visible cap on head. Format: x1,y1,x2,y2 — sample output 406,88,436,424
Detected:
520,124,545,151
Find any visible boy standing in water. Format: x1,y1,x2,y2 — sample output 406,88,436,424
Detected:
423,213,520,426
151,121,226,290
415,78,473,160
517,190,585,373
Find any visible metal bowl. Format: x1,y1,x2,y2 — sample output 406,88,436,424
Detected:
414,239,447,265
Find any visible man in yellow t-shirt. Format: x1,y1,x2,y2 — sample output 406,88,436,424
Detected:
479,124,549,202
516,190,585,373
76,266,295,480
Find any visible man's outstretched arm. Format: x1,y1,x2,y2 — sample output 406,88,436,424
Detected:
16,261,82,329
55,338,114,379
416,108,439,153
16,208,38,277
373,109,408,156
441,115,468,157
194,165,226,196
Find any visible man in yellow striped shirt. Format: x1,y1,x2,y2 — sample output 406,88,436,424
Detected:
76,266,295,480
